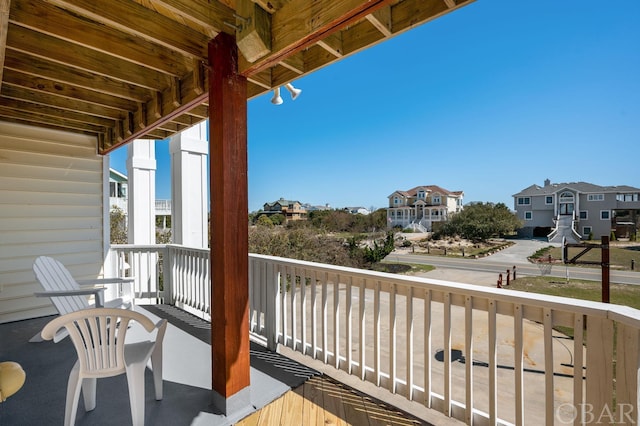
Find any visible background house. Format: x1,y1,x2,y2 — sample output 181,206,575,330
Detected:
108,168,172,231
513,179,640,242
387,185,464,232
261,197,307,221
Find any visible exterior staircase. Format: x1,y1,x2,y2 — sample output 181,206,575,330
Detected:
548,215,580,244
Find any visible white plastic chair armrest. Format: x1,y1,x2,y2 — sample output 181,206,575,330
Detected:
76,277,135,286
34,288,106,307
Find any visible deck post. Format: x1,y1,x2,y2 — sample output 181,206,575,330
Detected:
209,32,251,415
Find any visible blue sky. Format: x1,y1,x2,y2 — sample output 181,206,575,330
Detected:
110,0,640,213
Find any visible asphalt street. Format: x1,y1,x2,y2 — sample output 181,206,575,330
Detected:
388,238,640,287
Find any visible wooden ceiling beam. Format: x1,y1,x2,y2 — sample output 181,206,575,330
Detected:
0,0,10,91
0,96,115,128
45,0,210,60
1,84,125,120
4,50,154,102
147,0,233,36
240,0,395,75
8,24,171,91
2,69,138,112
316,32,343,58
11,0,191,77
365,6,392,37
0,104,105,133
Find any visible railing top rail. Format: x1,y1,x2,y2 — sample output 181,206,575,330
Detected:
249,253,640,327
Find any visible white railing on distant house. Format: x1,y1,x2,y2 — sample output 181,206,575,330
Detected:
108,244,640,425
155,199,172,215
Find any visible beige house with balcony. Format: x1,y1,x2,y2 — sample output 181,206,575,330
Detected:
387,185,464,231
261,197,307,221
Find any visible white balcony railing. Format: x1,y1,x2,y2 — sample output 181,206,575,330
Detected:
108,244,640,425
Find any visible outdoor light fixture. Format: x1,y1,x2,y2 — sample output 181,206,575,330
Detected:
284,83,302,100
270,87,283,105
270,82,302,105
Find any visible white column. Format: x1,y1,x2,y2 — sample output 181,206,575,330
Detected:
169,121,208,249
127,140,157,301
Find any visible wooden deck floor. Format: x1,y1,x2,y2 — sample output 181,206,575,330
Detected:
236,374,427,426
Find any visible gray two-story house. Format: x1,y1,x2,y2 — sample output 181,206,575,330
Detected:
513,179,640,243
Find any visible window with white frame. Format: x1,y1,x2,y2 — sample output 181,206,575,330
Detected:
583,226,592,236
517,197,531,205
617,193,639,202
433,195,441,204
545,196,553,205
417,190,425,199
524,211,533,220
579,211,588,220
588,194,604,201
394,196,401,205
600,210,610,220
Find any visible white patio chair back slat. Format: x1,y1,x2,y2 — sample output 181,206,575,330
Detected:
34,256,90,313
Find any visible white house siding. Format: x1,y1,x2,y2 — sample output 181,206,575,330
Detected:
0,122,105,323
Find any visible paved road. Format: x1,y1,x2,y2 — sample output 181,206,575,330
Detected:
387,238,640,286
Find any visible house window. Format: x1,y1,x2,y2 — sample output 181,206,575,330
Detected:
600,210,610,220
433,196,441,204
417,191,425,199
545,196,553,205
517,197,531,205
524,211,533,220
583,226,592,237
394,196,401,205
579,211,588,220
588,194,604,201
617,193,639,202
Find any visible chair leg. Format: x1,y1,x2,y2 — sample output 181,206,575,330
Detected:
82,377,97,411
151,350,163,400
65,363,82,426
125,365,146,426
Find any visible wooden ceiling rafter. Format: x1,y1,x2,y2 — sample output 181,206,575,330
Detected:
0,0,475,154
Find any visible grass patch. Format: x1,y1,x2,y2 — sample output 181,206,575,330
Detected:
506,276,640,340
531,242,640,271
374,262,435,274
507,276,640,309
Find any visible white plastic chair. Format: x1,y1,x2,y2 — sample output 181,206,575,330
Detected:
41,308,167,426
31,256,135,342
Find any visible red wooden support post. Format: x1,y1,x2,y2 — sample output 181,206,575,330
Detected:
602,235,610,303
209,32,251,413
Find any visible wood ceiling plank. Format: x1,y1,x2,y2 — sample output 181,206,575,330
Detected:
240,0,394,75
2,69,138,112
0,104,105,133
280,52,305,74
149,0,233,36
391,0,453,33
45,0,210,59
365,6,392,37
7,24,171,91
1,84,125,120
11,0,191,77
0,0,10,90
0,96,115,128
4,50,154,102
316,32,343,57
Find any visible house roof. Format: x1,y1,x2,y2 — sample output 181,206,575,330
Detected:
389,185,463,198
0,0,475,155
513,181,640,197
265,198,301,207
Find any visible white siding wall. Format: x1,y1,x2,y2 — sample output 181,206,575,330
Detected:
0,122,105,323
